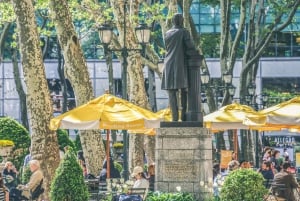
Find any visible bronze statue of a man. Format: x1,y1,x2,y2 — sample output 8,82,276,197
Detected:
161,13,198,121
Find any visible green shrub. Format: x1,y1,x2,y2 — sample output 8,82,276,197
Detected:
50,148,89,201
21,165,31,184
0,117,30,170
57,129,75,151
146,191,196,201
114,161,122,173
220,169,268,201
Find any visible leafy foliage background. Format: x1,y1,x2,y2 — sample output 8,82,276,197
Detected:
57,129,76,151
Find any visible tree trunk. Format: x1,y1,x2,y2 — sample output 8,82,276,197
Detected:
49,0,106,175
129,134,144,169
227,130,234,151
11,0,60,199
144,135,155,165
127,53,149,169
0,23,11,62
147,68,157,112
217,0,246,155
110,0,152,171
56,39,69,113
105,47,114,95
11,48,29,130
243,130,255,163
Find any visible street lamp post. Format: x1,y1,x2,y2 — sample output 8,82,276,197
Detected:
239,83,269,165
246,83,268,168
98,7,151,180
200,70,236,109
200,70,236,162
245,82,260,167
261,94,269,148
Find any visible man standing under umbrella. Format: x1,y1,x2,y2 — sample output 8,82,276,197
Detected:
161,13,199,121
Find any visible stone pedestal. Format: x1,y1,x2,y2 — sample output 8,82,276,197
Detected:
155,123,212,200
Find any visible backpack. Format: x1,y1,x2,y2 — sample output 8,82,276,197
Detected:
31,179,44,200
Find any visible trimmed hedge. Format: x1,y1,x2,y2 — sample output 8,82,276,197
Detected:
220,169,268,201
0,117,30,169
50,148,89,201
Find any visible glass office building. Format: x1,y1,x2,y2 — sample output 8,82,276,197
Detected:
191,1,300,57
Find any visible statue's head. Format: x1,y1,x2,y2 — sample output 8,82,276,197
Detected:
172,13,184,27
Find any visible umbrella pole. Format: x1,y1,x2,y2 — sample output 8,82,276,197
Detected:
107,129,110,179
234,129,238,160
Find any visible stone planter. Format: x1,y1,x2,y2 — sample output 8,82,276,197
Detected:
114,148,123,154
0,146,13,157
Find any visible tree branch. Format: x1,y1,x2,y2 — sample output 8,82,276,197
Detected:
243,0,300,74
229,0,246,70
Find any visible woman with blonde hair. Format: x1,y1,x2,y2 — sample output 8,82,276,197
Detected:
0,173,9,201
2,161,18,190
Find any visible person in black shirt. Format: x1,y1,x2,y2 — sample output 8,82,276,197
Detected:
2,161,18,190
258,161,274,180
99,158,120,182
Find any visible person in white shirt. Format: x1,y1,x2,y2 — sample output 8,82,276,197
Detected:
131,166,149,200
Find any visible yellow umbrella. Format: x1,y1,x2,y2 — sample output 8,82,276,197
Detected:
244,97,300,130
128,108,173,135
50,93,161,131
204,103,260,160
156,108,172,122
50,94,161,179
204,103,259,131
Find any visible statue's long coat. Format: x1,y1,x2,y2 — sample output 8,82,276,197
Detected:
161,26,196,90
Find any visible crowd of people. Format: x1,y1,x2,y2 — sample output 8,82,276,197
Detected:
213,148,300,201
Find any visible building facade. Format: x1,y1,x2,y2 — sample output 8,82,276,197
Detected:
1,57,300,122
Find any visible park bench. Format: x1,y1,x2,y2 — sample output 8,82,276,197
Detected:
85,178,99,200
97,178,125,200
129,187,147,200
97,178,147,201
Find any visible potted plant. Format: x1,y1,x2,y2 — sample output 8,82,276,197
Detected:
220,169,268,201
0,140,14,157
113,142,124,154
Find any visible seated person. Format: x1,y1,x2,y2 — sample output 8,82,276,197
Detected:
2,161,18,190
273,161,299,201
257,161,274,180
114,166,149,201
10,160,43,201
99,158,121,182
239,160,251,169
0,173,9,201
146,163,155,192
131,166,149,200
213,160,239,200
